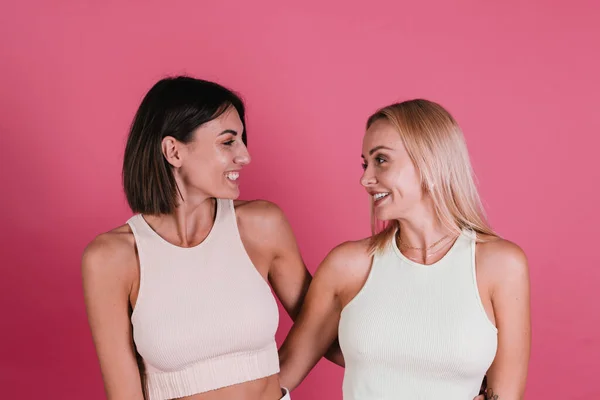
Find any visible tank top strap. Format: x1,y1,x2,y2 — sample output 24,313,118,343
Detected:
214,198,235,227
126,213,154,249
452,228,477,264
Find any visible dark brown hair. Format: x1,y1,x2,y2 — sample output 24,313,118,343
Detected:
122,76,246,215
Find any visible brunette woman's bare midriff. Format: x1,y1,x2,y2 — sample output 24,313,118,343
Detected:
175,374,283,400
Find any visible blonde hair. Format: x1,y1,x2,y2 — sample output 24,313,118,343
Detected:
367,99,497,254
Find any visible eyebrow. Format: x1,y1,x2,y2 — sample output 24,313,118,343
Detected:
361,145,393,158
218,129,238,136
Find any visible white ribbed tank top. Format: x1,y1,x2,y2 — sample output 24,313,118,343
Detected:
127,199,280,400
338,230,497,400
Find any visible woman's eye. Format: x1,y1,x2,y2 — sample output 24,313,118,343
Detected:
223,140,235,146
361,162,368,170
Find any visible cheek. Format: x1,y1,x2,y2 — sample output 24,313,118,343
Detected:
214,148,234,167
406,174,424,197
383,167,416,192
181,155,222,184
197,148,229,172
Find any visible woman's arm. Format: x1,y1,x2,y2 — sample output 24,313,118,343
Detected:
278,240,368,391
236,200,344,366
82,232,146,400
479,240,531,400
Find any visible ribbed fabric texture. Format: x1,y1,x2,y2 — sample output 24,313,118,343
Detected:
338,230,498,400
127,199,280,400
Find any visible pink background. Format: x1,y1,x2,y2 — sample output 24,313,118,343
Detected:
1,1,598,399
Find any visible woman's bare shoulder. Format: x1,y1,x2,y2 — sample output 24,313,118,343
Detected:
316,238,373,282
81,224,138,284
475,234,528,291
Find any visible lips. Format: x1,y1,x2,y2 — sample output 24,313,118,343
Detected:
369,191,391,206
225,171,239,181
372,192,389,201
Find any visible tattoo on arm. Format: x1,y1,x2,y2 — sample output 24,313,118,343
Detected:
485,388,499,400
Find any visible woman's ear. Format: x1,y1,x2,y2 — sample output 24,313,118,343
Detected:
162,136,183,168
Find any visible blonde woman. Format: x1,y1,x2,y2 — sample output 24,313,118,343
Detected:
278,99,531,400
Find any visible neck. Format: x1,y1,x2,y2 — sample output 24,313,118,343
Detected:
396,202,452,250
146,188,217,247
173,197,217,247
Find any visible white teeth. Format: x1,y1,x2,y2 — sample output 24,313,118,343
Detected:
373,192,390,200
226,172,239,181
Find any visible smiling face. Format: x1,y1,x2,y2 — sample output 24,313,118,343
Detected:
361,99,498,254
360,118,426,221
163,106,251,201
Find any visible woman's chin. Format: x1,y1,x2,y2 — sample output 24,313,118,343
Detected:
215,186,240,200
374,209,393,222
